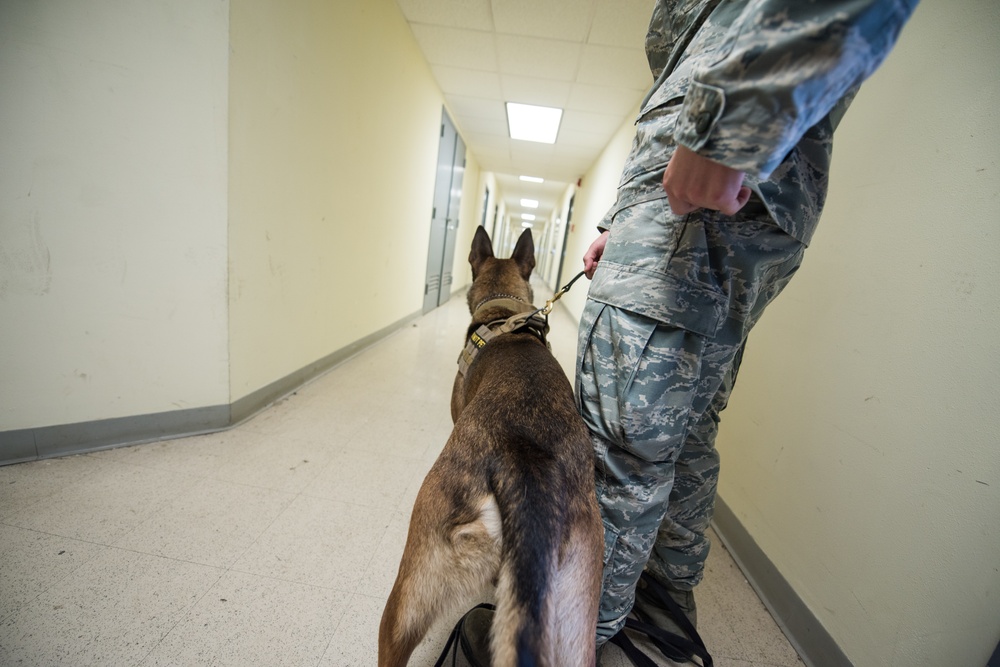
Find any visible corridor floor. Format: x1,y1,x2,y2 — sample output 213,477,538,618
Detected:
0,282,804,666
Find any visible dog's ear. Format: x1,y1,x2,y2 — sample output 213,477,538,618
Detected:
469,226,494,279
511,230,535,280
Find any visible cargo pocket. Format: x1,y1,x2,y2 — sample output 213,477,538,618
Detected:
577,300,661,450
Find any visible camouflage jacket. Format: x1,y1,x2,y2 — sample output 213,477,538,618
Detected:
603,0,918,245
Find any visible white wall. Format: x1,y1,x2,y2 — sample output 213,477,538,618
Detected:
0,0,230,430
715,2,1000,665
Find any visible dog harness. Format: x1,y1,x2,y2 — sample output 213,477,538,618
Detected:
457,298,550,379
457,272,588,379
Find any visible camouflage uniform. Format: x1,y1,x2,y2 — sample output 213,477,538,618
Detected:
575,0,917,643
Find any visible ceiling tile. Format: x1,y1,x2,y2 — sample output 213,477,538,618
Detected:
445,94,507,121
395,0,494,31
510,140,555,161
588,0,656,48
432,65,503,98
566,83,647,115
577,44,651,89
561,109,628,136
410,25,497,70
495,34,581,81
557,128,613,150
491,0,595,42
460,116,509,136
500,75,571,108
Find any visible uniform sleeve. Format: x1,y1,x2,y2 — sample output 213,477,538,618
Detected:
674,0,919,179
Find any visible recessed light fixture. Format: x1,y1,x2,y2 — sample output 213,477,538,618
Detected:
521,221,534,229
506,103,562,144
519,175,544,183
521,213,536,221
520,199,539,209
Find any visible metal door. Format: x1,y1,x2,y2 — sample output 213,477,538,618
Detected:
422,111,458,313
422,109,464,313
438,133,465,306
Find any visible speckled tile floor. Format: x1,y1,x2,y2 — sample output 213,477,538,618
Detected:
0,281,804,666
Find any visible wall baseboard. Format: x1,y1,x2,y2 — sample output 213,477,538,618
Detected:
712,497,853,667
0,309,422,466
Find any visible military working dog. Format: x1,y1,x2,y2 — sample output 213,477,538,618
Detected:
378,227,602,666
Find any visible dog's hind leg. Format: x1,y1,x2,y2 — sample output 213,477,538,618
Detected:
378,478,501,667
545,523,602,667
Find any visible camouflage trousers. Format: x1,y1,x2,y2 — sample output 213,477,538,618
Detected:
575,195,806,643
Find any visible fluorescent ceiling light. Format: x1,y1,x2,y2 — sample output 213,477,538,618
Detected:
506,103,562,144
520,199,539,208
521,213,536,221
521,221,534,228
519,175,544,183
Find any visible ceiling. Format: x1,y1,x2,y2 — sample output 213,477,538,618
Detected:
395,0,656,232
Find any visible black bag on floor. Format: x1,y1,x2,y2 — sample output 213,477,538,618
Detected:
434,603,495,667
610,573,714,667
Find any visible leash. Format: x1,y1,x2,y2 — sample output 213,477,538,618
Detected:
458,271,587,377
530,269,587,318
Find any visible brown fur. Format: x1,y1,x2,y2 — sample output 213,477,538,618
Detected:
378,227,603,667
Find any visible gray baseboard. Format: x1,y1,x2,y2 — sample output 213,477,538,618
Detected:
712,497,853,667
0,309,422,466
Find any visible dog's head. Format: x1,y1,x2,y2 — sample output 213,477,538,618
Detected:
466,226,535,314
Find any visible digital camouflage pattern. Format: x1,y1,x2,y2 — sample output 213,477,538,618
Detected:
578,200,806,641
577,0,917,644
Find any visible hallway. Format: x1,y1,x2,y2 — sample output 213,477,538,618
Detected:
0,284,802,666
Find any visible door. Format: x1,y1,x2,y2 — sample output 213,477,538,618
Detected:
422,110,465,313
438,132,465,306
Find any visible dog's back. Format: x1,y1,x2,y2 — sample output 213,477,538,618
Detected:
378,228,602,667
455,331,601,666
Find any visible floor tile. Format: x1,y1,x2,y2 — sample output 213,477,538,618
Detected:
232,494,390,592
209,432,336,494
113,478,296,568
3,461,198,544
0,548,222,666
302,448,428,511
142,570,347,667
359,510,411,600
0,454,109,521
86,430,245,478
0,525,106,623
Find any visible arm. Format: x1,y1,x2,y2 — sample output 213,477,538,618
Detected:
675,0,919,179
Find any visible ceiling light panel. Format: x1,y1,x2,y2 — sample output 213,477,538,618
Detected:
506,103,563,144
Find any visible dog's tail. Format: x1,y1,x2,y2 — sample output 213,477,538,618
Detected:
489,452,601,667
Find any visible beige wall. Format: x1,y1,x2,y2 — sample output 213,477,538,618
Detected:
715,2,1000,665
0,0,231,430
1,0,486,437
228,0,457,401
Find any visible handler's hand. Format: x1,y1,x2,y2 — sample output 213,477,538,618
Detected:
663,145,751,216
583,231,610,280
